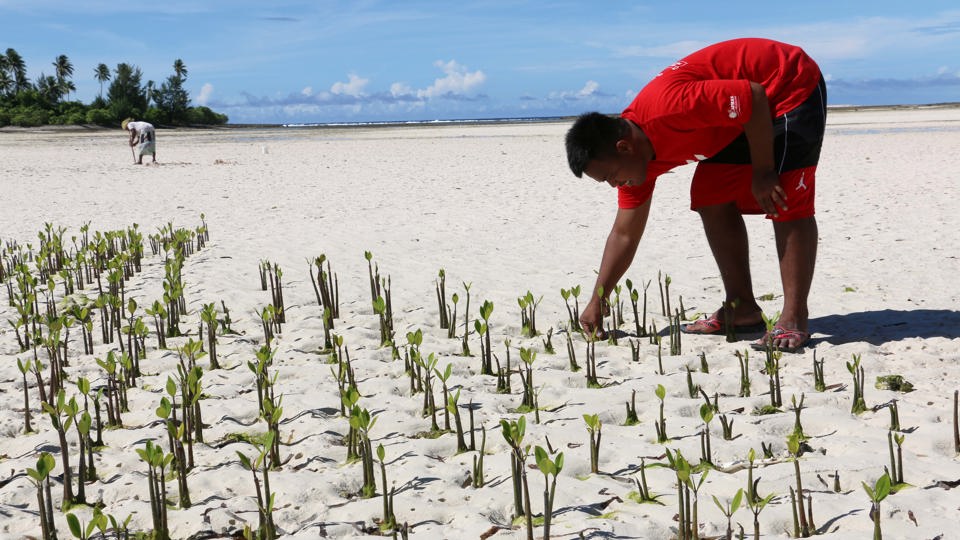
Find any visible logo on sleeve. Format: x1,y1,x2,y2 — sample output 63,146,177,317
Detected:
727,96,741,119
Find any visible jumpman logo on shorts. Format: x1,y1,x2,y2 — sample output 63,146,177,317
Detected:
796,172,807,191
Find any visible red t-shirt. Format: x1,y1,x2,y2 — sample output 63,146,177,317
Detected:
618,38,822,208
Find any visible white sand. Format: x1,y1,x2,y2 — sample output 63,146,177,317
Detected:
0,107,959,539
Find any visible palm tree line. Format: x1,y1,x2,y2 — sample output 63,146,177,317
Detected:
0,48,227,127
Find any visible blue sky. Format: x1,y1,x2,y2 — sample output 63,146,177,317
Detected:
2,1,960,124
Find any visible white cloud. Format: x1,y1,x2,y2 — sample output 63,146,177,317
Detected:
331,73,369,96
549,80,603,101
577,80,599,97
302,86,313,96
196,83,214,105
416,60,486,99
390,82,413,97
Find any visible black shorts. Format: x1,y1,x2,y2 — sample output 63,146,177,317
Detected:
703,76,827,172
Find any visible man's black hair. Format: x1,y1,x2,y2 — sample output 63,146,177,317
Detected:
565,112,630,178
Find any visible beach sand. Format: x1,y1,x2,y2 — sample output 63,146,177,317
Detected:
1,107,959,539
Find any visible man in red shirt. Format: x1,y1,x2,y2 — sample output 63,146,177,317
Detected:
565,38,826,352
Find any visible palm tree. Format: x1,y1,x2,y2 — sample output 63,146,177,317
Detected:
53,54,74,99
5,48,29,93
94,63,111,98
173,59,187,80
0,69,13,97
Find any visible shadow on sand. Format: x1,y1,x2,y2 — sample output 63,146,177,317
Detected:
810,309,960,346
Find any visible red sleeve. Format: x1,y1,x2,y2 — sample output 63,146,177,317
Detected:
667,79,753,128
617,177,657,209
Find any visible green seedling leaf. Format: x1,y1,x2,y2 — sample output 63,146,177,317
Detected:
655,384,666,401
67,513,82,539
237,451,253,470
377,444,386,462
700,403,714,424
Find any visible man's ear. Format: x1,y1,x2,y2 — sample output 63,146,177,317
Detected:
614,138,632,155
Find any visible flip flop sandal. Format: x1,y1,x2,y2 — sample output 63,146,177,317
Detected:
681,315,767,335
750,326,811,353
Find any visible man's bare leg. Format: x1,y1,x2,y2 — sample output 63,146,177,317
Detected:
697,202,764,324
771,216,818,348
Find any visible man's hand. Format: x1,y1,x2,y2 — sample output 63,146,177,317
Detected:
752,169,787,218
579,298,608,339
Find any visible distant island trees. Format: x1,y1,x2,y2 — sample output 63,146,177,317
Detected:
0,48,228,127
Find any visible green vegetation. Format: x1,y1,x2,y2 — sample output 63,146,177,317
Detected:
0,49,227,127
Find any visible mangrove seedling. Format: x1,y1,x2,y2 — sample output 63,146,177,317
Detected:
534,445,564,540
376,444,397,532
686,366,699,399
137,440,172,540
472,425,487,488
764,349,783,408
495,338,513,394
564,328,580,372
542,327,555,354
736,350,751,397
746,490,776,540
560,285,582,332
447,389,469,454
887,431,905,486
813,352,826,392
476,300,494,375
745,448,757,503
787,432,810,537
712,488,744,540
761,441,775,459
888,400,900,432
700,404,714,466
654,384,668,443
863,472,891,540
518,347,538,415
415,352,440,433
605,285,622,346
625,278,650,337
200,302,220,369
630,458,661,504
310,254,340,319
436,268,449,329
668,308,682,356
236,431,278,540
501,415,534,540
460,282,472,355
27,452,57,540
624,390,640,426
791,394,807,440
435,362,453,431
349,404,378,499
848,353,868,414
447,292,459,339
373,295,394,349
584,331,600,388
66,508,108,540
669,449,707,540
17,358,34,433
629,339,640,362
953,390,960,455
518,290,541,337
699,351,709,374
584,413,602,473
42,389,78,507
720,414,735,441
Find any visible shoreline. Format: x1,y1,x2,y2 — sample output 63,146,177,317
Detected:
3,102,960,134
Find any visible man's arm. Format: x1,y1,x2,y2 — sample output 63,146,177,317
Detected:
128,129,136,147
580,199,652,335
743,81,786,217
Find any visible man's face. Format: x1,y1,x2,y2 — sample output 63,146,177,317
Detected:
584,154,647,188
